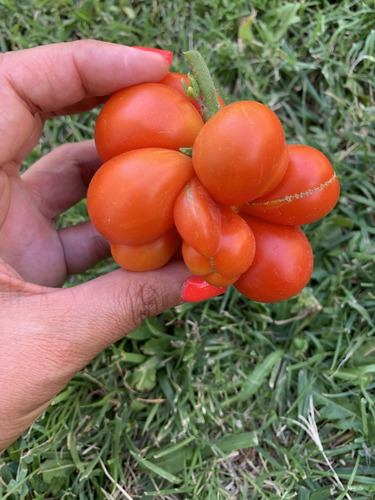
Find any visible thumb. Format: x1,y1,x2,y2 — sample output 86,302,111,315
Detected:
0,260,226,450
51,260,192,372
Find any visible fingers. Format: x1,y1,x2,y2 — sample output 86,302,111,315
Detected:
58,222,111,274
4,41,172,115
9,260,191,382
67,260,192,359
0,259,189,451
0,41,172,164
22,141,101,218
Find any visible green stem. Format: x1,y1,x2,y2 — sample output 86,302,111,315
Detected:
183,50,221,122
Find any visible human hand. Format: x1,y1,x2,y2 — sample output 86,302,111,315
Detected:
0,40,225,453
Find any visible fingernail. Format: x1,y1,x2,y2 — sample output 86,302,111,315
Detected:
132,46,173,65
181,276,228,303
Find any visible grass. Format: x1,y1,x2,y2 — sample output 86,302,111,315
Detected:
0,0,375,498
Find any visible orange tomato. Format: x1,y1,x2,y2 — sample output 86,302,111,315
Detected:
240,144,340,225
87,148,195,245
95,83,204,162
235,214,314,303
192,101,289,205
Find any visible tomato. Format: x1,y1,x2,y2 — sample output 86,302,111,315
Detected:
182,207,256,286
159,72,225,118
240,144,340,225
87,148,195,245
192,101,289,205
235,214,314,303
174,176,222,257
87,51,340,305
95,82,204,162
110,227,181,272
181,242,212,276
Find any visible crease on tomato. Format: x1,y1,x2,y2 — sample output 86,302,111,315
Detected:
246,172,338,207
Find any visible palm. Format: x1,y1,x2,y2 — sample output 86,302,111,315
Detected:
0,142,109,287
0,172,66,286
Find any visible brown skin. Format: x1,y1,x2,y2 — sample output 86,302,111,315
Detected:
0,41,191,453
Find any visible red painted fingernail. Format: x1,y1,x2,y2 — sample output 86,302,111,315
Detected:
132,46,173,65
181,276,228,303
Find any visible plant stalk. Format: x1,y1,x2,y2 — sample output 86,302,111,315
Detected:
183,50,221,121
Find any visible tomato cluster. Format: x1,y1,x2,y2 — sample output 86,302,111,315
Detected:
87,72,340,303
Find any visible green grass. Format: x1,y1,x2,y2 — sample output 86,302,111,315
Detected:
1,0,375,498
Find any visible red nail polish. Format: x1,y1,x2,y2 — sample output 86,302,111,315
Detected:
132,46,173,65
182,276,228,303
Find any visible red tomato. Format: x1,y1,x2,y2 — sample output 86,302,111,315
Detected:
174,176,222,257
192,101,289,205
110,227,181,272
235,214,314,303
95,83,204,162
240,144,340,225
159,72,225,118
182,207,256,286
87,148,195,245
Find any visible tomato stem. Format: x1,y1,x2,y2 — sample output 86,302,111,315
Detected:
179,147,193,157
183,50,221,122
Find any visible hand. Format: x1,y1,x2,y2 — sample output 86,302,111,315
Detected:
0,40,200,453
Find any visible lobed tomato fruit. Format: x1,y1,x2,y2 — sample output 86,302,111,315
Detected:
87,148,195,246
174,176,222,257
88,55,340,304
240,144,340,225
95,82,204,162
235,214,314,303
192,101,289,205
110,227,181,272
182,207,256,287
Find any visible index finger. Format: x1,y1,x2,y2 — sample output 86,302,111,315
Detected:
0,40,172,164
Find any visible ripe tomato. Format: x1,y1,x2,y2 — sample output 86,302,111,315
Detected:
182,207,256,287
174,176,222,257
235,214,314,303
192,101,289,205
240,144,340,225
110,227,181,272
87,148,195,245
87,52,340,305
95,82,204,162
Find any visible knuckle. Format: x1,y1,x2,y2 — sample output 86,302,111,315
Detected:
128,282,162,328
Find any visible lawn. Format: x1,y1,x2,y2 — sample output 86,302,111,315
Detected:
0,0,374,498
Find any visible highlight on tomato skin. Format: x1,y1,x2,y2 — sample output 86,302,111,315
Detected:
240,144,340,226
94,82,204,163
234,214,314,303
110,227,182,272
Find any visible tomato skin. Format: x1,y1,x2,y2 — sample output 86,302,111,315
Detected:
240,144,340,225
95,83,204,162
211,208,255,278
87,148,195,245
181,207,256,286
192,101,289,205
110,227,181,272
201,272,242,288
159,72,225,118
181,242,212,276
235,214,314,303
174,177,222,257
